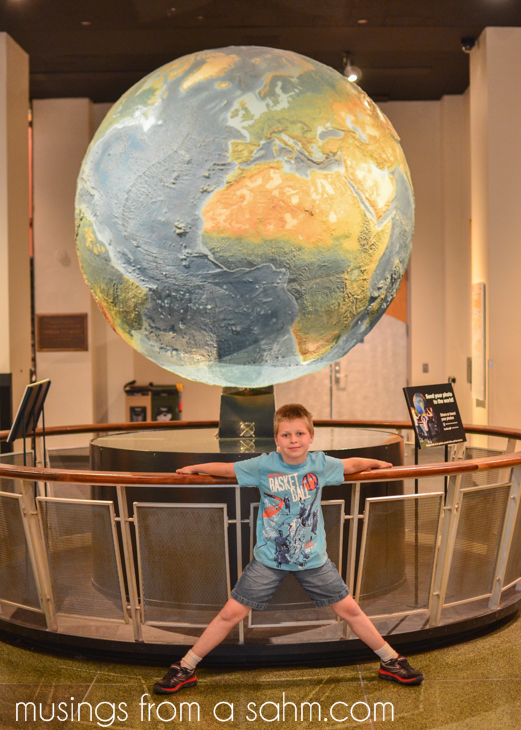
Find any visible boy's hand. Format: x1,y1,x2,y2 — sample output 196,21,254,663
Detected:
175,462,236,478
342,457,393,475
176,465,201,474
368,460,393,470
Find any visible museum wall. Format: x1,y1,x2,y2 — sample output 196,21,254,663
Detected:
31,91,474,435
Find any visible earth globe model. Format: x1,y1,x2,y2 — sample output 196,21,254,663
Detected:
75,46,414,388
413,393,427,415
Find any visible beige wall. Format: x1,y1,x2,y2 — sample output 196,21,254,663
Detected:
0,34,31,409
32,99,97,442
381,97,472,423
470,28,521,429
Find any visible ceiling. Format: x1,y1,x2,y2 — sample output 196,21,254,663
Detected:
2,0,521,103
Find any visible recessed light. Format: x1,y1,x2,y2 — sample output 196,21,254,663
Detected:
81,21,91,26
357,19,368,25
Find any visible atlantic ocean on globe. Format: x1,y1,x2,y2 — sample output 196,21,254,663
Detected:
75,47,414,387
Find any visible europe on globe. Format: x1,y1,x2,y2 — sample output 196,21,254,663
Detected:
75,46,414,387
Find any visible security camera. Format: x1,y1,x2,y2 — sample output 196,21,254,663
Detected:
461,37,476,53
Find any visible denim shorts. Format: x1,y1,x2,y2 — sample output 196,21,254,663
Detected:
231,557,350,610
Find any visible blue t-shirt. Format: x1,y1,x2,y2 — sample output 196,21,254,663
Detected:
234,451,344,571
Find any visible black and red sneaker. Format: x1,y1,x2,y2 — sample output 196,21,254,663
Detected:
153,662,198,694
378,655,424,686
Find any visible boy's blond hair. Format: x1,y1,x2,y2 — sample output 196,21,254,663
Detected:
274,403,314,436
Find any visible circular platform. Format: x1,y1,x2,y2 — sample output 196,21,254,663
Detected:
1,420,520,667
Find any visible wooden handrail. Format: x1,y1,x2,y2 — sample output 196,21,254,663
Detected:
2,418,521,441
0,419,518,485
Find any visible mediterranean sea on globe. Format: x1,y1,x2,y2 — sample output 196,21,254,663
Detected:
75,46,414,387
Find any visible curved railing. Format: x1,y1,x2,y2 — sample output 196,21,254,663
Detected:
0,419,520,661
1,419,521,483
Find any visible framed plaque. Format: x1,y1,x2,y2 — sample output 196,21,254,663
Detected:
37,314,88,352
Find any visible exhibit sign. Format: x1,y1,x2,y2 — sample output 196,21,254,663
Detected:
37,314,88,351
403,384,466,448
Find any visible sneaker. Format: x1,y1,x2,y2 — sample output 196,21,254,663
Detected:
378,655,424,685
153,662,198,694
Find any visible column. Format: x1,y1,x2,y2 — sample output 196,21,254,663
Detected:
470,28,521,428
0,34,31,420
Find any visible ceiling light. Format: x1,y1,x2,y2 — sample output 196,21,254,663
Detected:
357,19,368,25
342,52,362,83
81,21,91,26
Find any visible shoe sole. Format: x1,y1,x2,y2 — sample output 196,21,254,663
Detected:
378,670,423,686
153,678,198,695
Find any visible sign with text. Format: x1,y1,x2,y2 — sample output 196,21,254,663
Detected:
403,383,466,448
37,314,88,351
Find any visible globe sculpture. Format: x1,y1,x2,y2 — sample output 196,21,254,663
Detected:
75,46,414,387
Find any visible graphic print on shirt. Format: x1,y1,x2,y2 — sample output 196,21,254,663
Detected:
260,472,320,569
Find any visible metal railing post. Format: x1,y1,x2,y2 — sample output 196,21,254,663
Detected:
19,481,58,631
498,438,518,483
116,485,143,642
343,481,360,638
429,471,463,627
488,466,521,608
235,487,245,644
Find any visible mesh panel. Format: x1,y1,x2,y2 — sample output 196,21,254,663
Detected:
47,447,90,470
445,484,510,604
0,452,34,494
250,501,344,625
358,495,442,617
0,492,40,609
504,499,521,588
38,498,125,620
47,448,91,500
135,504,229,624
461,447,502,488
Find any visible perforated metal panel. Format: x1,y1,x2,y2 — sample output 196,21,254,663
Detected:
134,503,230,625
47,448,91,499
37,498,126,621
357,494,442,617
250,501,344,626
0,492,40,609
461,447,502,487
445,484,511,605
503,496,521,589
0,451,34,494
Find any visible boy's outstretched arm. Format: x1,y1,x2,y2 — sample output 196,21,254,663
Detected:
176,462,236,478
342,457,393,475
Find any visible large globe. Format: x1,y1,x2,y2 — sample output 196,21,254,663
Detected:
75,46,414,387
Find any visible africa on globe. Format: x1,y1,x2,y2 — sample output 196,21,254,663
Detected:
75,46,414,387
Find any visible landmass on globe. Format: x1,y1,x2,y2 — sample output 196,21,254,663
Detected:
75,46,414,387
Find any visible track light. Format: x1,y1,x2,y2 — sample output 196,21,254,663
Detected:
342,52,362,83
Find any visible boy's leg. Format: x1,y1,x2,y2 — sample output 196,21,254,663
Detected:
153,598,250,694
331,595,423,685
190,598,251,658
330,595,386,650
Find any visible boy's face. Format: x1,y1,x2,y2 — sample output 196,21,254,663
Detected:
274,418,314,465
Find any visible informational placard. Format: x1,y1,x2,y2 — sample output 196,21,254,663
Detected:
7,379,51,444
37,314,88,351
403,383,466,448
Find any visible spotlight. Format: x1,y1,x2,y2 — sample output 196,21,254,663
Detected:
461,37,476,53
342,52,362,83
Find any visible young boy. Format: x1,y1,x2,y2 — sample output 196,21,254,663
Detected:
154,403,423,694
